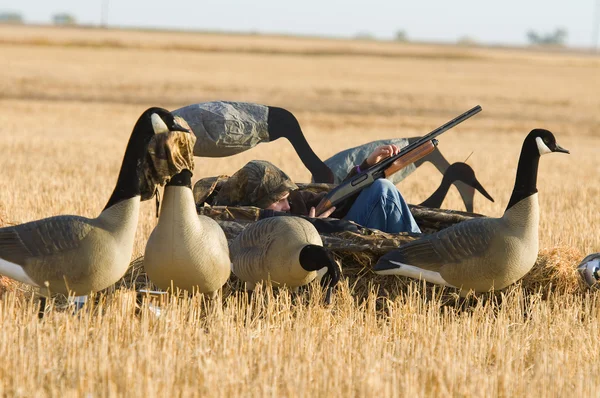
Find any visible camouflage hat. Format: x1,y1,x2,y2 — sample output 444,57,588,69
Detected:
139,116,197,201
215,160,298,208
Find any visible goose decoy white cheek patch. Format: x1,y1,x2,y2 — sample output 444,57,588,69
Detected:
151,113,170,135
535,137,552,156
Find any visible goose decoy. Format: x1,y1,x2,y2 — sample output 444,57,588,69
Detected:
373,129,569,293
0,107,190,301
143,169,231,296
577,253,600,289
229,216,341,303
172,101,334,183
419,162,494,209
318,138,483,211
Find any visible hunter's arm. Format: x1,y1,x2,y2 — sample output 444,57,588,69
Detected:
342,158,370,182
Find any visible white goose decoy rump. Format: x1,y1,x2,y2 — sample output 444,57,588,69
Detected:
0,108,190,296
374,129,569,292
229,216,341,303
143,169,231,295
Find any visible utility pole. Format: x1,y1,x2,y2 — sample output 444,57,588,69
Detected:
101,0,110,28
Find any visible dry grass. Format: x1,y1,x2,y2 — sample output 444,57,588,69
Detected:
0,25,599,397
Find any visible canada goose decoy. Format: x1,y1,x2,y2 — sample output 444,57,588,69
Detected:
317,138,484,211
143,169,231,296
373,129,569,293
0,108,190,306
577,253,600,289
172,101,334,183
229,216,341,303
419,162,494,209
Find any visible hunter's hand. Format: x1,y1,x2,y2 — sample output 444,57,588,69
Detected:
309,206,336,218
366,144,401,166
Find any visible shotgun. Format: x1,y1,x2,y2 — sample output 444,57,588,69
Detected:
314,105,482,216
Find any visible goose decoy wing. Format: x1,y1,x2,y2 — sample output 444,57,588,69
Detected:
230,221,277,275
0,216,93,266
374,217,500,272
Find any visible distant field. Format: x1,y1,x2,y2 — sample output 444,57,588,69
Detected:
0,25,599,397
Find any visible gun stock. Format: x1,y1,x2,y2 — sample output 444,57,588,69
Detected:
383,140,437,178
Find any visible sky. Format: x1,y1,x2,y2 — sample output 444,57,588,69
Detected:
3,0,600,48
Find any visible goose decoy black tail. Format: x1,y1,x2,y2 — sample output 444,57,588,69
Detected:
299,244,341,304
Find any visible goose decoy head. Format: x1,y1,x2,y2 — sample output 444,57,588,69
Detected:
577,254,600,289
299,244,341,304
445,162,494,203
530,129,570,156
148,108,191,135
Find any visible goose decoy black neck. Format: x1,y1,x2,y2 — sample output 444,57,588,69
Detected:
506,129,569,211
104,108,190,211
267,106,334,184
419,162,494,209
166,169,193,188
299,244,341,304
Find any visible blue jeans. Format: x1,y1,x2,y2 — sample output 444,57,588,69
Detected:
343,179,421,234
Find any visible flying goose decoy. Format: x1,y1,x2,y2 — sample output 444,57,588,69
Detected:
229,216,341,303
318,138,486,212
419,162,494,210
172,101,334,183
373,129,569,293
143,169,231,296
0,108,190,301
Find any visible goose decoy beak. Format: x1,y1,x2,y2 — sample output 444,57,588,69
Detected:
320,255,342,305
172,122,191,133
473,180,494,203
553,144,569,154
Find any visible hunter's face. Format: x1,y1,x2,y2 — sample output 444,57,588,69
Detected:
266,192,291,212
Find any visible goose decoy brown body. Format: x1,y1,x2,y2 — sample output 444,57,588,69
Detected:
172,101,334,183
0,108,190,297
229,216,341,303
374,129,569,293
143,169,231,296
318,138,485,212
419,162,494,209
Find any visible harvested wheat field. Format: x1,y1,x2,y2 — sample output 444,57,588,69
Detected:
0,24,599,396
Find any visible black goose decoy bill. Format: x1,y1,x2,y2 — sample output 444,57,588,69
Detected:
374,129,569,293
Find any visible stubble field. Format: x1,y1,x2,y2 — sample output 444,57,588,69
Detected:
0,25,599,396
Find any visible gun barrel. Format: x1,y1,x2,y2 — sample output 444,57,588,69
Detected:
377,105,481,171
